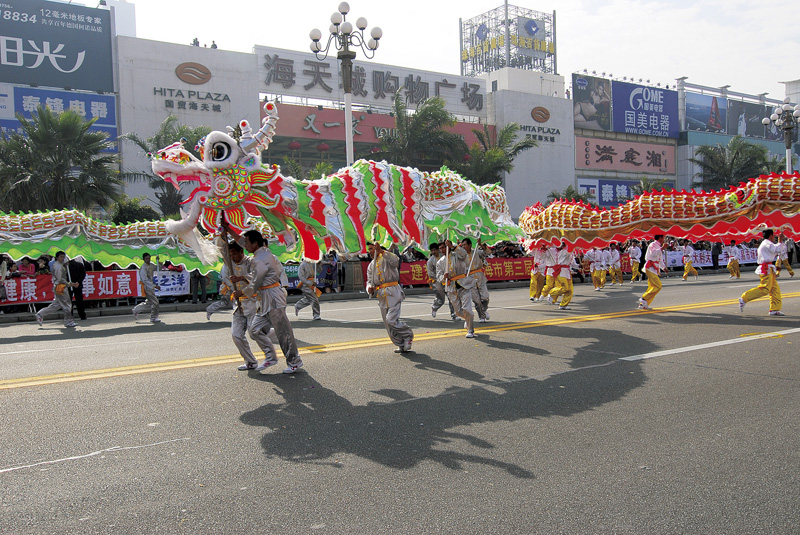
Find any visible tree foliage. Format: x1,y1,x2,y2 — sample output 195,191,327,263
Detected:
449,123,538,186
689,135,778,190
119,115,210,217
368,90,467,171
546,185,595,206
111,195,161,224
0,105,120,212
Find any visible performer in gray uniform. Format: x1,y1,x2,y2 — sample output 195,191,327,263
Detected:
462,238,490,322
132,252,161,323
217,235,262,370
366,242,414,353
35,251,78,328
294,259,321,320
233,229,304,374
439,239,476,338
427,242,454,319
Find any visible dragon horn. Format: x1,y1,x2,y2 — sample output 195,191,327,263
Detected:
241,100,279,153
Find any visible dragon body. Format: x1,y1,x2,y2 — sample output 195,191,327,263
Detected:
520,172,800,247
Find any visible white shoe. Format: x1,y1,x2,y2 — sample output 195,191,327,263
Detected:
546,295,553,304
479,318,486,323
769,310,785,316
738,298,745,313
431,308,437,318
312,315,321,321
65,322,77,328
484,312,490,321
150,317,162,323
255,357,278,372
35,314,43,326
465,332,476,339
558,305,570,310
637,298,648,310
283,361,304,374
594,288,600,291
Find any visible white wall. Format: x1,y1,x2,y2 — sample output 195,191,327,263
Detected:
116,36,261,206
488,89,575,218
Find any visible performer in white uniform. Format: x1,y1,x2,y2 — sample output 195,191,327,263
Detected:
739,229,784,316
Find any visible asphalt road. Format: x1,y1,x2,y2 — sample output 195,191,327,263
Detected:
1,273,799,534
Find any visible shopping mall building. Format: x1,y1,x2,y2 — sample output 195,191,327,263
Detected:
2,0,798,221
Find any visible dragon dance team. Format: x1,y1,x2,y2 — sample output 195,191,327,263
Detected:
22,227,794,371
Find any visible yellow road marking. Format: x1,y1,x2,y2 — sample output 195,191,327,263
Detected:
2,292,798,391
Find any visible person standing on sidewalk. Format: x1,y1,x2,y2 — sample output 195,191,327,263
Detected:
739,229,785,316
366,241,414,352
294,259,321,320
133,253,161,323
35,251,78,328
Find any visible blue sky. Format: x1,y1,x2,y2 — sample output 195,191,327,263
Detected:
130,0,799,102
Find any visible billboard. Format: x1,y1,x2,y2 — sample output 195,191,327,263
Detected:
576,136,675,174
685,92,727,133
0,0,114,92
611,81,679,138
572,74,612,131
0,83,118,152
596,178,675,208
726,100,766,138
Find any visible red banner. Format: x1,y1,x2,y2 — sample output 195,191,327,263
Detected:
1,271,140,304
360,258,539,287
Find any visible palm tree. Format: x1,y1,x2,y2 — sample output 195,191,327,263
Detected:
629,176,669,197
449,123,538,186
368,90,467,171
0,105,120,212
689,135,773,190
546,185,595,206
119,115,210,217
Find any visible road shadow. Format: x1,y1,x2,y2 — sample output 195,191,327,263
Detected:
240,326,651,477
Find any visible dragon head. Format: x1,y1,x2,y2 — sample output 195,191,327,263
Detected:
151,102,280,235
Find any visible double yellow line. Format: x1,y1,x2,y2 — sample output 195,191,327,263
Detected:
2,292,796,391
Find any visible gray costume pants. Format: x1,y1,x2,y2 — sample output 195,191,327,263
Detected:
231,309,258,365
295,285,320,318
431,281,454,316
38,291,74,326
472,272,490,319
249,308,301,366
377,286,414,349
133,287,160,320
448,284,474,334
206,298,233,317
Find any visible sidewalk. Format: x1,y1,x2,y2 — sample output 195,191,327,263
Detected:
0,265,763,325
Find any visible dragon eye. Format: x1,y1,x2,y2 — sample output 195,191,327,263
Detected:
210,141,231,162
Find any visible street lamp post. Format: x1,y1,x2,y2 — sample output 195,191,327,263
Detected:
310,2,382,166
762,97,800,174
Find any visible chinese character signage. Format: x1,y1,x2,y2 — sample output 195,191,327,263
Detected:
255,46,486,118
0,0,114,92
0,83,117,151
576,137,675,174
611,81,678,138
1,271,136,304
153,270,190,297
685,92,727,133
572,74,612,131
595,178,675,208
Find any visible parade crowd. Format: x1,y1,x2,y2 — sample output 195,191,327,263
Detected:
2,231,795,373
